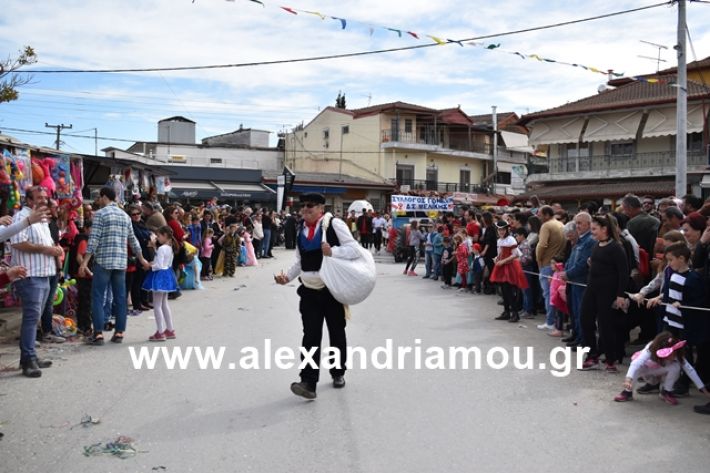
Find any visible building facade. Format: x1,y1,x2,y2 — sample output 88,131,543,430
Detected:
286,102,532,208
518,68,710,205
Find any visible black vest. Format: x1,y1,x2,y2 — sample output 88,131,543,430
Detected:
298,222,340,272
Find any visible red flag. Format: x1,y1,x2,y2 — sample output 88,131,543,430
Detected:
281,6,297,15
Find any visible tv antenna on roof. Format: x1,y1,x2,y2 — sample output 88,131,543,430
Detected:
638,40,668,72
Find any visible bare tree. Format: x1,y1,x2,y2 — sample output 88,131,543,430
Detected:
0,46,38,104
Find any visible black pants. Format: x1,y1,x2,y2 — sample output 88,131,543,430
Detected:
581,284,625,363
298,285,347,387
253,239,262,258
76,278,92,332
482,257,495,294
373,229,382,251
442,263,454,285
500,283,516,313
405,246,418,271
360,233,370,249
199,257,212,277
129,267,147,309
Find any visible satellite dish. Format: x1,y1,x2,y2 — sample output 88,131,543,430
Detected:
598,84,610,93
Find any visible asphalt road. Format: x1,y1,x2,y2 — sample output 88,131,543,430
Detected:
1,247,708,473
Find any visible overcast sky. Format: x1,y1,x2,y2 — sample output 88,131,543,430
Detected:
1,0,709,155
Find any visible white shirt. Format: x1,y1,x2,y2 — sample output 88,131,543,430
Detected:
497,235,521,258
0,216,31,241
627,344,704,390
150,244,174,271
10,206,56,277
286,217,360,285
372,217,387,231
253,222,264,240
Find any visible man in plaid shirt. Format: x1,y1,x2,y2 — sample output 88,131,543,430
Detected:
79,187,149,344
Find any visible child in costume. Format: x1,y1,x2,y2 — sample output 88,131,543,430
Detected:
614,331,710,405
490,221,528,323
142,226,180,341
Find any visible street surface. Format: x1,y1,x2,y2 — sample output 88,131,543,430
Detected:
0,247,708,473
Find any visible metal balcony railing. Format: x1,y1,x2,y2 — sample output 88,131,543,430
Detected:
530,150,708,175
381,129,492,155
397,179,488,193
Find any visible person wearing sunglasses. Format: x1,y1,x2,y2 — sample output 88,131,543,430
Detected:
275,193,360,400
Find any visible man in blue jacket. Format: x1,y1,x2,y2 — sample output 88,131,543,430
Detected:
559,212,594,347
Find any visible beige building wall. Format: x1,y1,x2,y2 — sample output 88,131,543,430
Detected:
286,109,386,182
382,149,485,184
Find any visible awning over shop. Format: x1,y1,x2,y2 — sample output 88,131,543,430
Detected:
215,183,276,200
170,180,276,201
452,192,505,205
583,111,643,143
528,117,585,146
514,179,676,202
289,184,347,194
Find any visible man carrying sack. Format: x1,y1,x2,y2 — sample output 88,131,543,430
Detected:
275,193,361,400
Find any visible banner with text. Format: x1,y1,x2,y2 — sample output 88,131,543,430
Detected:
391,195,454,212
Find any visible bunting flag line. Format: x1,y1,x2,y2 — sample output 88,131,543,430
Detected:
230,0,673,84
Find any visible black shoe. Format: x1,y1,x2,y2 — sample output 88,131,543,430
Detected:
495,311,511,321
35,358,52,369
636,383,660,394
87,336,104,346
290,381,317,400
20,359,42,378
332,376,346,388
561,335,576,343
565,341,580,348
508,313,520,323
694,402,710,415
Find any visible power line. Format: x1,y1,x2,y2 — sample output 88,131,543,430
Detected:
17,2,672,74
1,126,140,144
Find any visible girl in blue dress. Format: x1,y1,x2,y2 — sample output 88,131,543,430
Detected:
143,225,180,341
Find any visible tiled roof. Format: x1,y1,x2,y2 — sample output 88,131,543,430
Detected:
514,179,676,202
656,56,710,75
520,75,710,124
437,108,473,125
469,112,517,126
351,101,437,118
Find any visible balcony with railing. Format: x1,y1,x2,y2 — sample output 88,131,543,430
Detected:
527,150,709,183
396,178,488,194
381,129,493,157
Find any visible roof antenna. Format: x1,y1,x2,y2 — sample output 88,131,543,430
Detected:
638,40,668,72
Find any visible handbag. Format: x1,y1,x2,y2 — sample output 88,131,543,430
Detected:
318,213,376,305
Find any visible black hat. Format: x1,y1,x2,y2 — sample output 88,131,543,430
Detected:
299,193,326,205
495,220,509,229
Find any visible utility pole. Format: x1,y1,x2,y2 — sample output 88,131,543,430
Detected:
675,0,687,198
492,105,498,195
44,123,72,150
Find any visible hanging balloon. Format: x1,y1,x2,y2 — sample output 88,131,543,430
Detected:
53,287,64,306
31,160,44,184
